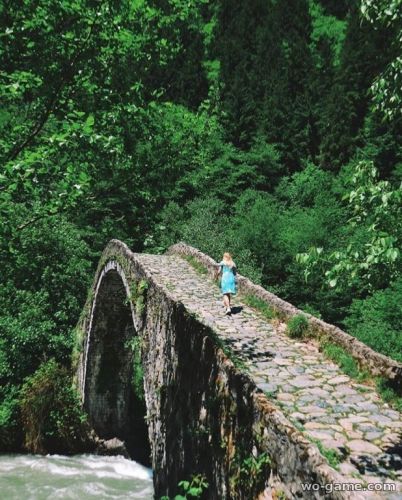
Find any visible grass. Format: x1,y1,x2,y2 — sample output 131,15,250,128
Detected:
376,378,402,412
183,255,208,275
290,411,342,471
227,350,250,373
320,339,402,411
310,437,342,470
292,420,305,432
320,340,369,382
165,281,175,291
263,390,278,399
286,314,309,339
241,293,276,321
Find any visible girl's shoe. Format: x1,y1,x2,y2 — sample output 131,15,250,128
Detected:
226,307,231,315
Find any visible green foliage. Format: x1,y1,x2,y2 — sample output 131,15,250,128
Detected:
276,163,334,207
344,278,402,362
300,304,322,318
311,438,341,470
1,0,401,454
150,196,263,284
130,279,149,317
0,217,93,387
286,314,309,339
19,360,89,454
309,0,346,66
298,161,402,292
183,255,208,275
176,474,209,499
361,0,402,119
321,342,402,409
230,449,271,496
320,341,368,381
376,378,402,412
160,473,209,500
0,386,23,451
129,337,145,402
239,452,271,485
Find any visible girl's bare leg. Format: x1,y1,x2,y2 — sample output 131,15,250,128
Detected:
223,294,230,308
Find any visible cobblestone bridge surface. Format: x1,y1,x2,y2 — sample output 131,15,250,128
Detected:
136,252,402,498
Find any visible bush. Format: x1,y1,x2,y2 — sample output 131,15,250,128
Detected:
19,360,91,454
286,314,309,339
0,386,23,452
129,337,145,402
343,278,402,363
0,216,93,387
376,379,402,412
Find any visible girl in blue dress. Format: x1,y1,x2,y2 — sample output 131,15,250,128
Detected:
216,252,237,315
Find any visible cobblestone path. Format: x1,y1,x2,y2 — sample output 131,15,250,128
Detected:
136,253,402,498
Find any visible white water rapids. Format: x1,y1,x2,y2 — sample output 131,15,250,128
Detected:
0,454,153,499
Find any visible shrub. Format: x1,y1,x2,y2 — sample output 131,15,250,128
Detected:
0,386,23,452
286,314,309,338
151,196,263,284
343,278,402,363
19,359,90,454
160,473,209,500
300,303,322,318
129,337,145,402
0,216,93,388
376,378,402,412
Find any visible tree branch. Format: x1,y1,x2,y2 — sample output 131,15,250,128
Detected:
9,17,97,162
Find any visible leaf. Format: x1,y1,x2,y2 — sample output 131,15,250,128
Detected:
188,487,202,496
83,114,95,133
178,480,190,490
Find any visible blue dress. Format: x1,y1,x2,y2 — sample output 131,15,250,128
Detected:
219,262,237,295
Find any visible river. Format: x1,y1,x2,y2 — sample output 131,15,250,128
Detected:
0,454,154,499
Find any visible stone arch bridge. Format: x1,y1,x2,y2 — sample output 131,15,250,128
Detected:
74,240,402,499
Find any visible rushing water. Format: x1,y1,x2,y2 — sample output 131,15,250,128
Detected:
0,454,154,499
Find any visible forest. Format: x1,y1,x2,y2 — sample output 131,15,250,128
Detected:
0,0,401,452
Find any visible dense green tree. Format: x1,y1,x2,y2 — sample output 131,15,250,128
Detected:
361,0,402,120
318,4,398,170
298,161,402,292
215,0,315,170
344,277,402,362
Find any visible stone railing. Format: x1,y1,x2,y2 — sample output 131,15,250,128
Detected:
168,242,402,392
